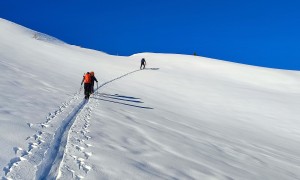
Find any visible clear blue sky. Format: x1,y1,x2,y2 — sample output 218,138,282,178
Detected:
1,0,299,70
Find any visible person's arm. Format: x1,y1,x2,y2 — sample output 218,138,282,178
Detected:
94,76,98,82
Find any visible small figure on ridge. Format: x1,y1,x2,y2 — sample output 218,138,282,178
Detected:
140,58,146,70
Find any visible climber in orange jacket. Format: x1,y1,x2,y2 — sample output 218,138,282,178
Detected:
81,72,92,99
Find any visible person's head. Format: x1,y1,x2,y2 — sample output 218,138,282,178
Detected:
87,72,90,74
90,71,94,76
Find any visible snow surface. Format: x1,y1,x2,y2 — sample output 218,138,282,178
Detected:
1,18,300,180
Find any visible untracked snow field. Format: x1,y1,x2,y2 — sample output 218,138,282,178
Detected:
1,18,300,180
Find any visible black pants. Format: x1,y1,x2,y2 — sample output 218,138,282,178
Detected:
84,83,91,99
140,63,146,69
91,82,95,93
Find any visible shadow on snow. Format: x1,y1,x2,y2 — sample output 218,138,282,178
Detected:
99,93,143,103
90,68,159,110
91,96,153,110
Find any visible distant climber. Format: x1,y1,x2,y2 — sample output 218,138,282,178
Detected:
90,71,98,94
140,58,146,70
81,72,92,99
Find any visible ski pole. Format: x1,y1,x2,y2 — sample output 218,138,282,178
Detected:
79,84,83,93
97,82,99,95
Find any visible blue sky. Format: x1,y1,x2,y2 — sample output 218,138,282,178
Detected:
1,0,299,70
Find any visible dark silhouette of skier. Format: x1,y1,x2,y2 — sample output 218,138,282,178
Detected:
140,58,146,70
81,72,92,99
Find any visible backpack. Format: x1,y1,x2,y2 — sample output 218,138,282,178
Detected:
84,73,92,83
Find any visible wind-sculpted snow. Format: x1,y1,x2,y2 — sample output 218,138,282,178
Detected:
32,32,65,45
1,18,300,180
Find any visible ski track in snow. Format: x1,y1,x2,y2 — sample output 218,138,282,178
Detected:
56,97,96,179
56,69,155,179
35,99,88,180
2,90,83,180
2,69,144,180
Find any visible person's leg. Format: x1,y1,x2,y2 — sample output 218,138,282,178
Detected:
91,83,94,93
87,84,91,98
84,83,88,99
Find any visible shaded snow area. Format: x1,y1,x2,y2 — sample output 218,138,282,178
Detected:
1,18,300,180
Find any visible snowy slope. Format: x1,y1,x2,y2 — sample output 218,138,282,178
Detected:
1,18,300,180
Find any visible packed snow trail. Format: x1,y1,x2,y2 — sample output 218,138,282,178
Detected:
36,99,87,180
1,90,83,177
56,70,148,179
2,68,145,180
97,69,141,89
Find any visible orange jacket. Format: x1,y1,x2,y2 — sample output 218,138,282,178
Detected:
82,73,91,84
